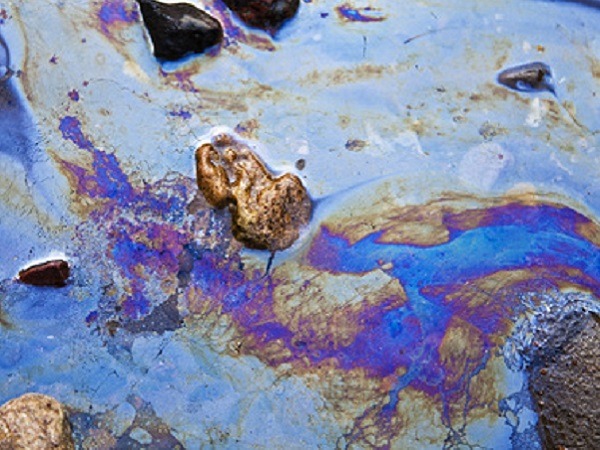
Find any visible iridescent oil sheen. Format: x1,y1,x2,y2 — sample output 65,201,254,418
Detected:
2,0,599,447
54,129,600,446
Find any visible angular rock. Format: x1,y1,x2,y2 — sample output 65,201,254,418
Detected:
18,259,70,287
195,135,312,251
137,0,223,61
0,393,75,450
222,0,300,33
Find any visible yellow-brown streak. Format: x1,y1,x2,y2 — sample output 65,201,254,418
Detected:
272,261,407,351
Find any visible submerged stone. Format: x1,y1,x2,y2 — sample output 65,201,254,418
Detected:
18,259,70,287
195,135,312,251
0,393,75,450
222,0,300,33
136,0,223,61
497,61,556,95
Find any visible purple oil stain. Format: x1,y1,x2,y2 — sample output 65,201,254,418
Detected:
58,116,134,202
159,69,199,93
60,150,134,202
59,116,94,151
68,89,80,101
57,143,600,443
168,109,192,120
85,311,99,326
208,1,275,50
122,284,151,320
220,199,600,428
0,9,9,25
336,3,386,22
98,0,140,35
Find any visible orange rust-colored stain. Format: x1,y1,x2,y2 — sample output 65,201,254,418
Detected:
438,316,486,389
377,208,450,247
325,190,595,249
575,220,600,249
272,262,407,352
301,365,393,433
52,151,120,217
234,118,260,140
321,193,481,247
591,57,600,80
338,115,351,129
300,63,394,87
323,197,459,247
492,39,513,70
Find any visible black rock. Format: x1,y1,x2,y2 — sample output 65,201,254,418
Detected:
137,0,223,61
497,62,555,95
222,0,299,33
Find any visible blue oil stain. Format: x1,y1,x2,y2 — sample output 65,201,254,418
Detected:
308,204,600,288
53,144,600,445
168,109,191,120
58,116,134,202
59,116,94,151
98,0,139,35
336,3,386,22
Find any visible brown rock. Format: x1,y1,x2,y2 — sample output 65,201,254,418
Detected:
18,260,70,287
0,393,75,450
195,136,312,251
222,0,300,33
528,311,600,448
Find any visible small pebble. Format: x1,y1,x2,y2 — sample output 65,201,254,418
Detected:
497,61,555,95
18,259,70,287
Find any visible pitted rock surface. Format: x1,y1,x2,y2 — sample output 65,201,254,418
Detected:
0,393,74,450
528,311,600,449
195,135,311,251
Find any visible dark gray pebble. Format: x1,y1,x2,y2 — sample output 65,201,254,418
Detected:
497,62,555,95
137,0,223,61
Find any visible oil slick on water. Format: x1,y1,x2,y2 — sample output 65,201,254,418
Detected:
28,135,600,447
0,0,599,448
